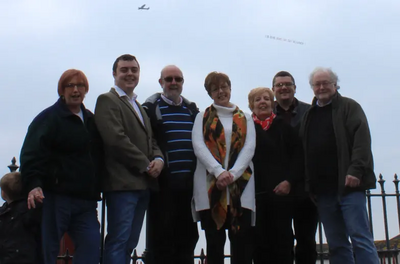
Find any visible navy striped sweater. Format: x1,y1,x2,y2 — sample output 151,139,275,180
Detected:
158,99,196,183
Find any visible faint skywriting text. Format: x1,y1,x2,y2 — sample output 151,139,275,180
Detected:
265,35,304,45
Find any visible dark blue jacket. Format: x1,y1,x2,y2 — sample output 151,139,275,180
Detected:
20,98,103,200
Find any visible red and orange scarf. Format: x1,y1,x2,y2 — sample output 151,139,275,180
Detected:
203,105,252,232
252,112,276,130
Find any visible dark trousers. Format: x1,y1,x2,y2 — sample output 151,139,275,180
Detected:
42,193,100,264
293,196,318,264
145,189,198,264
253,194,294,264
200,208,253,264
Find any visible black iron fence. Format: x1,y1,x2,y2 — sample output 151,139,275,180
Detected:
5,157,400,264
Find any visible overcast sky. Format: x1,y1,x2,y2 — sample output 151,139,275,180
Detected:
1,0,399,256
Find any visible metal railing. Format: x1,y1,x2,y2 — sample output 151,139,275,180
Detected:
5,157,400,264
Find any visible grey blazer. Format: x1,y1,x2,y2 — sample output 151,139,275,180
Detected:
94,88,163,192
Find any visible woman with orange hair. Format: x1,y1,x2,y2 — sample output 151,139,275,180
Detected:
20,69,103,264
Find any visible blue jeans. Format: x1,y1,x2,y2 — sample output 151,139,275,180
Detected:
103,190,150,264
42,193,100,264
317,191,379,264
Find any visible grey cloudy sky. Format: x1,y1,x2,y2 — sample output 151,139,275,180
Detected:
1,0,399,255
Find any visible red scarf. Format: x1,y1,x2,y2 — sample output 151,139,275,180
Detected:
252,112,276,130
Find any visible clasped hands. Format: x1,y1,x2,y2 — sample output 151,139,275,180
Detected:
216,171,234,190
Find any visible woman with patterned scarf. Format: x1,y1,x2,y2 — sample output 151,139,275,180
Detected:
248,87,302,264
192,72,255,264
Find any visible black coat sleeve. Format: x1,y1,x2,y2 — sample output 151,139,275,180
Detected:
282,123,304,188
20,115,55,193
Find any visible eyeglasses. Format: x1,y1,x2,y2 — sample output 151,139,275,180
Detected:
211,85,230,93
312,81,333,88
163,76,184,83
65,83,86,89
274,82,294,88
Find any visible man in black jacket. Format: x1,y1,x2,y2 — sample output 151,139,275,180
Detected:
0,172,42,264
142,65,199,264
300,67,379,264
272,71,318,264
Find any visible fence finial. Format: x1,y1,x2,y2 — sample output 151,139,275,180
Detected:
7,157,19,172
393,174,399,193
378,174,386,193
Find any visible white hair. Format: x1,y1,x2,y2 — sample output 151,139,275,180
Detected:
309,67,340,89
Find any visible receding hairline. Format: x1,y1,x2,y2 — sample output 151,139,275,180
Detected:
160,65,183,78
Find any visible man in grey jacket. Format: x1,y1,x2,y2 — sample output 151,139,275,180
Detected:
300,67,379,264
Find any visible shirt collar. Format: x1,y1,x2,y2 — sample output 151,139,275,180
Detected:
161,93,183,106
114,85,138,101
316,99,332,107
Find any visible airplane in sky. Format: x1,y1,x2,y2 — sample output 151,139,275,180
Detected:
138,4,150,10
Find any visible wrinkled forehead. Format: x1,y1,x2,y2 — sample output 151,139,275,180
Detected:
162,67,183,77
313,71,332,82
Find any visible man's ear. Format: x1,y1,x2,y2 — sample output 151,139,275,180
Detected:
112,71,116,78
293,84,297,93
158,78,163,87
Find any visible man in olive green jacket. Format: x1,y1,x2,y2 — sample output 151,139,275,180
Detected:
95,54,164,264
